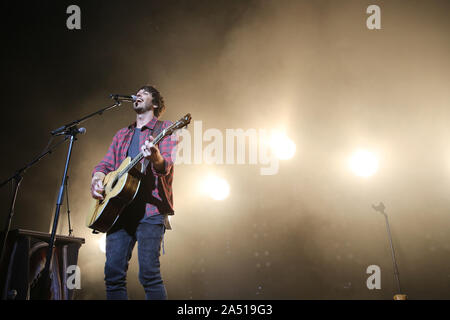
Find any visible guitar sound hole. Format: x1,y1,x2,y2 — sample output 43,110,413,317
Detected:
111,178,118,189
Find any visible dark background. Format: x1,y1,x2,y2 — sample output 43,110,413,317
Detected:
1,0,449,299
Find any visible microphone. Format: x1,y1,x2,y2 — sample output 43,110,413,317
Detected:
372,202,386,214
110,94,137,102
51,126,86,136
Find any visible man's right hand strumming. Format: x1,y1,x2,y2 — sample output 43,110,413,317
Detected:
91,172,106,200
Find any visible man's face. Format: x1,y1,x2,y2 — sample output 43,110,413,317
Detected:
133,89,154,114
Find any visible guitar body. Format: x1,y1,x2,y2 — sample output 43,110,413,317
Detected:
86,157,143,233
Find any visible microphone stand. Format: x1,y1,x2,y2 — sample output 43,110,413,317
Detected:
65,175,73,237
34,99,122,299
34,127,79,299
371,202,407,300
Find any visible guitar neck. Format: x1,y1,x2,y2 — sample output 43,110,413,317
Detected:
117,128,168,178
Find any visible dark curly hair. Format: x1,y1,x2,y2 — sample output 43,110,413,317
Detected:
139,85,166,118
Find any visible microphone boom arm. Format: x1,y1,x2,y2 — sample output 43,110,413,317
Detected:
51,100,122,136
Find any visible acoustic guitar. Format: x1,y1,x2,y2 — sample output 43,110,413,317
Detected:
86,113,191,233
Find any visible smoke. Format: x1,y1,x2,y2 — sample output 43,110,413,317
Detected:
1,0,449,299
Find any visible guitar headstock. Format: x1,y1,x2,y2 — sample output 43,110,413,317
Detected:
166,113,192,134
174,113,192,130
165,113,192,136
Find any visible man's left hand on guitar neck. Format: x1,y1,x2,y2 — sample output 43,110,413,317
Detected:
141,135,165,173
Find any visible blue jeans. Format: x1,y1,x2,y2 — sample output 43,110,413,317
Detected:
104,222,167,300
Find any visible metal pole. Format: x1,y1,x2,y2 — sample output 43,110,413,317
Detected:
383,213,402,294
36,133,76,299
0,175,22,270
65,175,73,236
372,202,406,299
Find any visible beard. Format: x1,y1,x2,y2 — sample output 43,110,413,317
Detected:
133,102,151,114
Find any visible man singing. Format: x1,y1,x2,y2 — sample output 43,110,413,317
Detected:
90,85,177,300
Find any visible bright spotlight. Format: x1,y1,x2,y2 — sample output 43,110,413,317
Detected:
202,176,230,200
98,234,106,253
349,149,379,177
270,131,296,160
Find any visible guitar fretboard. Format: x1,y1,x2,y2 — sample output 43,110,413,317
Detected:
116,128,167,181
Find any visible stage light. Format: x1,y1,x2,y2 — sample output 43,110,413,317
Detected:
348,149,379,177
202,175,230,200
270,130,296,160
98,234,106,253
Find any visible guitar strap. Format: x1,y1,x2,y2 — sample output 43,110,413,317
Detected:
141,119,164,174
